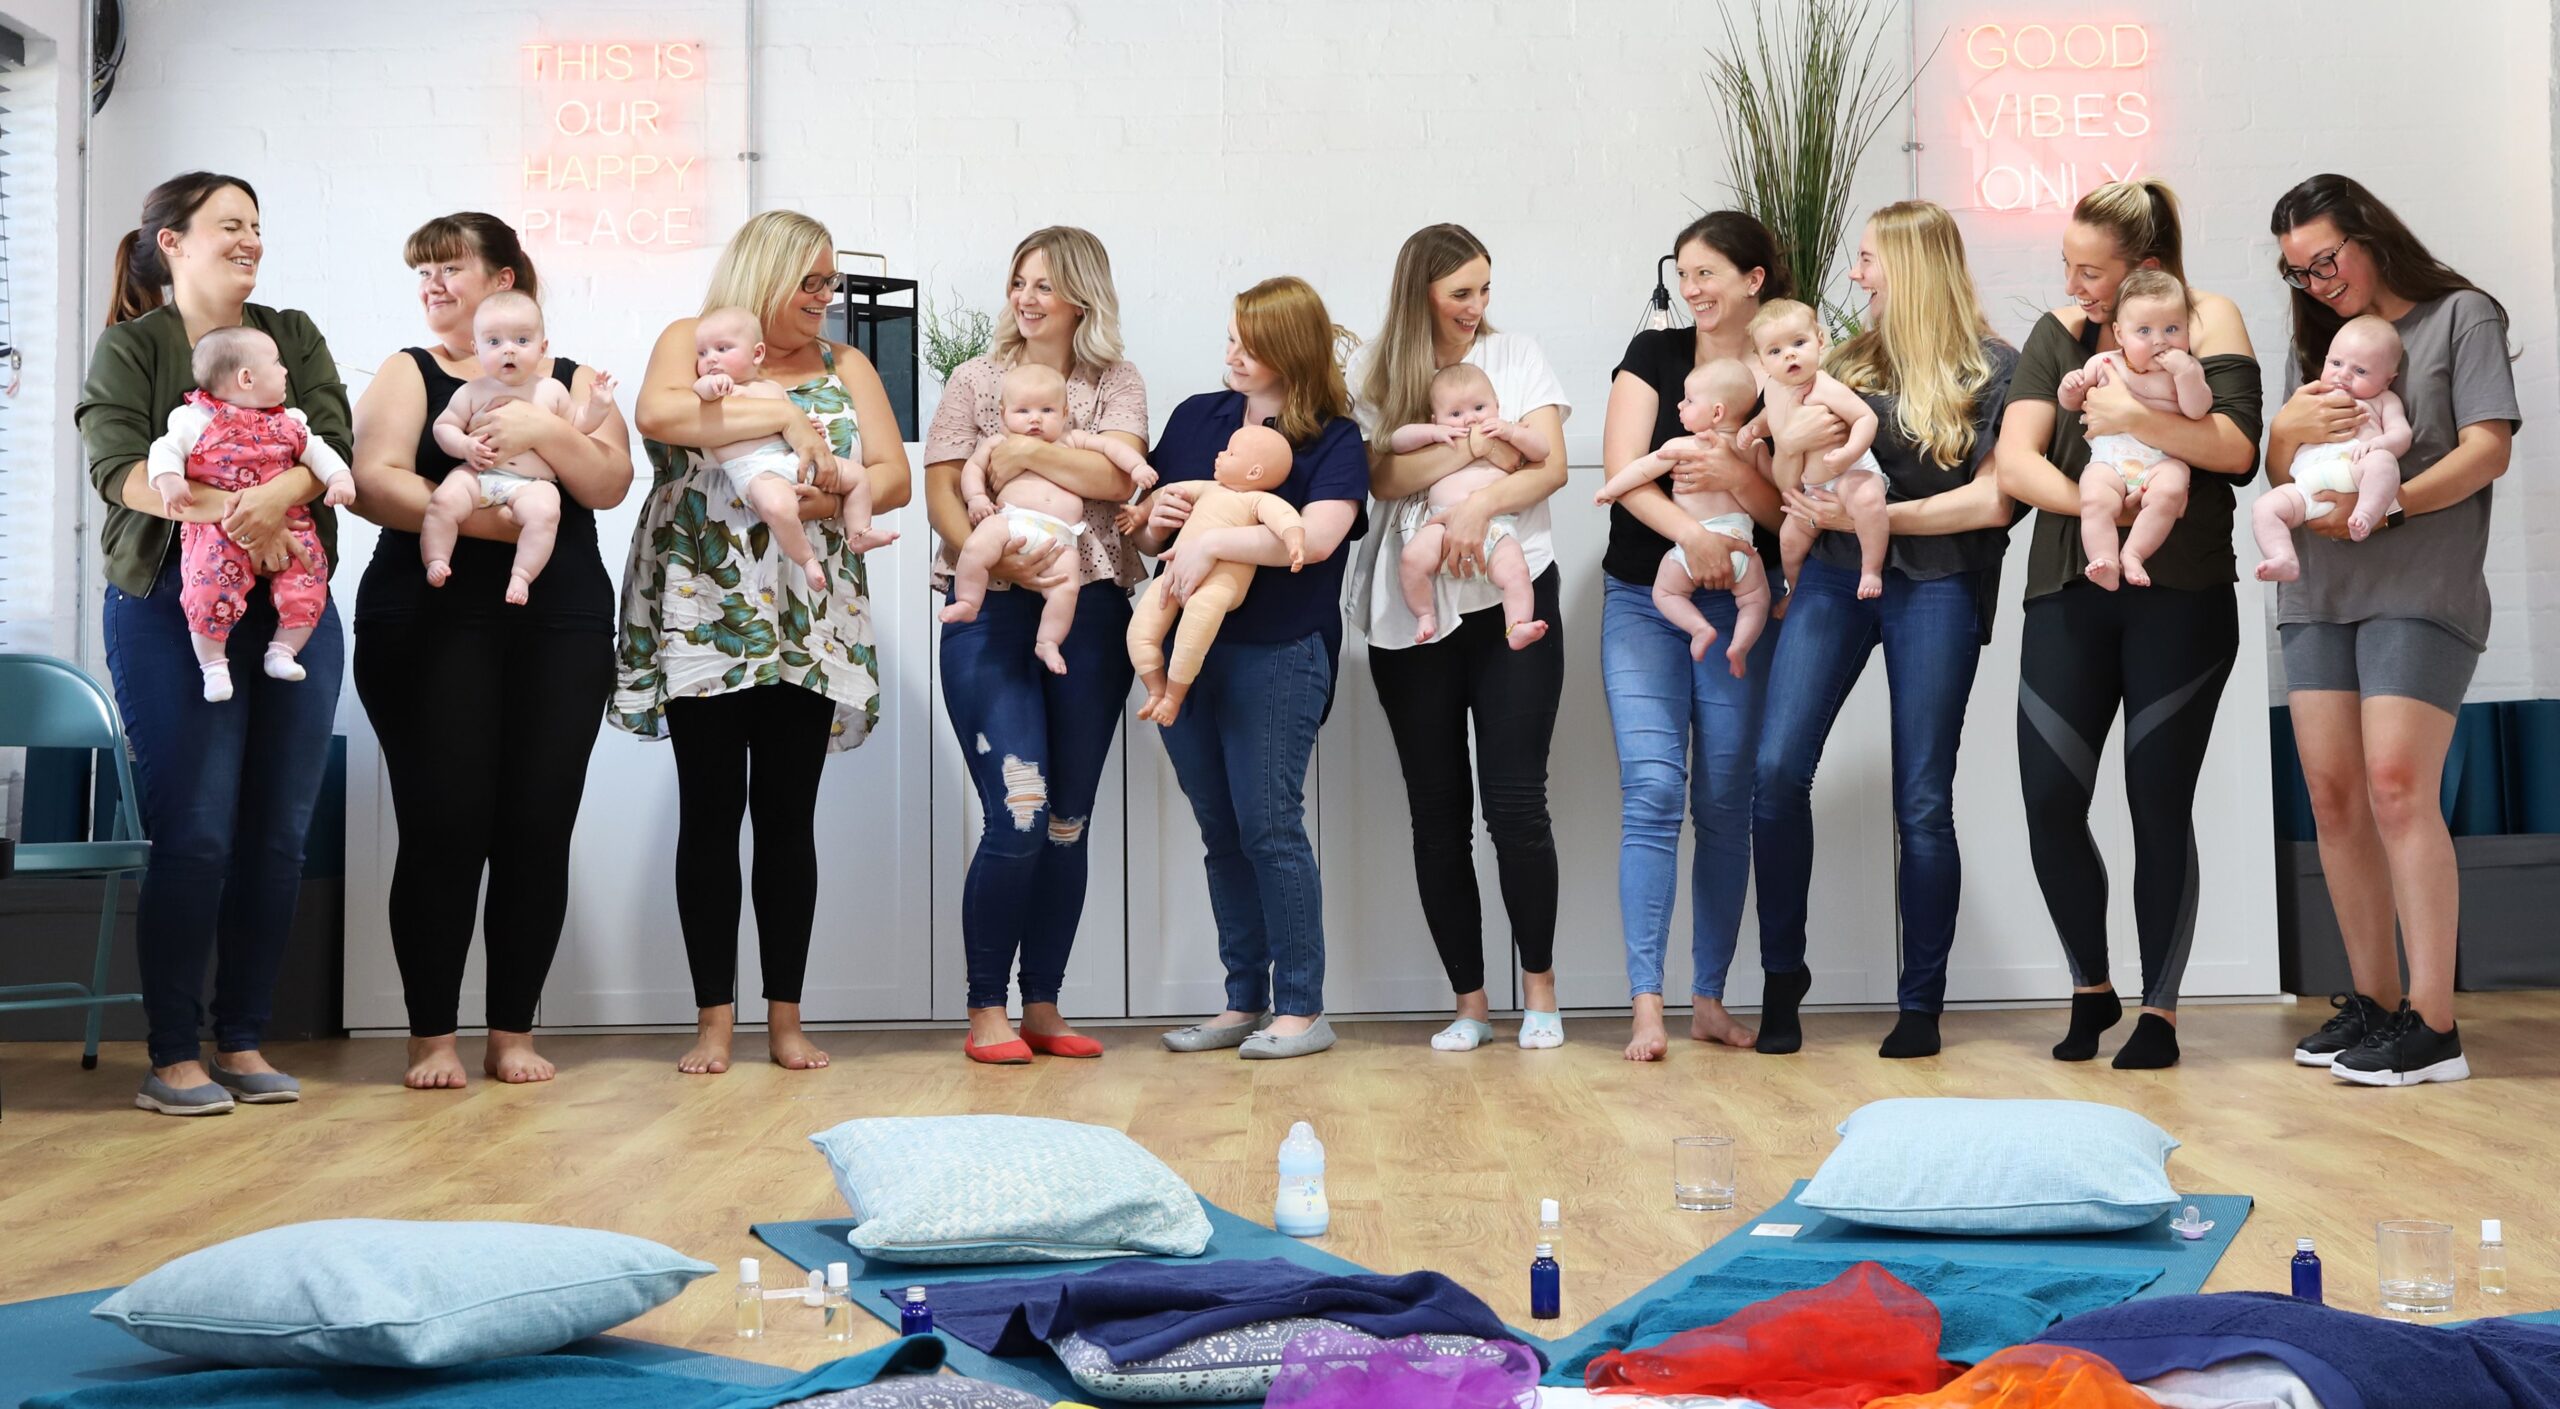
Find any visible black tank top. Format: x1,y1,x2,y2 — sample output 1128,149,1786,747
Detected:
353,348,615,630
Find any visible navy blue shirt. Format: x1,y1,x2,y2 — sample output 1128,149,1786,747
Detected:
1149,390,1369,655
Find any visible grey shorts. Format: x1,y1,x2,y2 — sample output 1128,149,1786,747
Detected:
2277,618,2479,715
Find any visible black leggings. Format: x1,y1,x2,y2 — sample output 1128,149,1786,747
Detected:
666,684,833,1009
1369,566,1564,995
352,619,613,1036
2016,581,2237,1010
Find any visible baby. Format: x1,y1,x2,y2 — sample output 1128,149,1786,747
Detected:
1736,299,1885,603
692,305,896,597
1127,423,1305,727
2059,269,2210,590
1385,363,1551,648
422,291,615,603
1592,359,1770,675
2253,314,2410,582
147,326,355,702
940,363,1158,673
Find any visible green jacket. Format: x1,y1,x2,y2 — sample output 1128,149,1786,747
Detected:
76,303,354,596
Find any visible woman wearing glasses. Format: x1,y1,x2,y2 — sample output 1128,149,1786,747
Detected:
1993,180,2263,1069
2264,175,2514,1086
614,210,911,1074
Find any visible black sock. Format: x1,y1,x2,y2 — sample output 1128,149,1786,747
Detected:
1756,967,1813,1055
1880,1010,1940,1059
2112,1012,2180,1069
2052,990,2124,1062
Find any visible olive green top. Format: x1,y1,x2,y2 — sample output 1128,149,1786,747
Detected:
76,303,353,596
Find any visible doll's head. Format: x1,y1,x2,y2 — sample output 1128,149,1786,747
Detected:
1213,422,1295,492
695,306,766,382
191,327,289,410
2109,269,2192,374
1678,359,1758,436
472,290,547,388
1426,363,1500,430
1747,299,1825,390
2322,314,2403,402
998,363,1071,441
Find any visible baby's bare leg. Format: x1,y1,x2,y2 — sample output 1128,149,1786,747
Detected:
2079,465,2129,591
501,481,563,605
1486,535,1546,648
2118,461,2189,589
1401,521,1447,642
1128,578,1178,714
2347,448,2402,541
421,470,481,586
1146,574,1247,727
1033,579,1080,675
1726,559,1770,678
835,466,898,554
1837,473,1890,600
2252,484,2313,582
939,516,1015,624
1652,555,1716,663
748,474,828,595
1777,514,1818,616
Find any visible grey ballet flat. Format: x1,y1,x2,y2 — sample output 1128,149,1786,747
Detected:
1160,1011,1273,1052
1239,1017,1338,1061
135,1075,236,1116
211,1063,302,1104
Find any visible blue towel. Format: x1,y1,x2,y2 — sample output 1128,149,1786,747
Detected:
2038,1291,2560,1409
1547,1254,2162,1381
19,1336,943,1409
923,1255,1531,1367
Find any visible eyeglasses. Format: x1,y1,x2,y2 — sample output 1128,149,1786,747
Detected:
798,272,846,296
2280,240,2348,290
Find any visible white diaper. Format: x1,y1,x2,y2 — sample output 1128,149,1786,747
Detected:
1805,448,1885,497
718,441,803,502
1663,512,1757,583
2086,433,2169,488
995,504,1088,552
2286,442,2391,520
473,469,542,508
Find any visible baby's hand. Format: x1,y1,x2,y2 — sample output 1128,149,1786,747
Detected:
2154,348,2197,376
1282,527,1306,572
693,372,734,400
467,435,501,470
322,475,357,508
1114,501,1149,536
154,472,197,510
966,494,998,525
590,370,619,404
2056,368,2090,409
1128,463,1159,495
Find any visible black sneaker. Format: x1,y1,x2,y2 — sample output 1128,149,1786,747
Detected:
2331,1003,2470,1087
2293,992,2387,1067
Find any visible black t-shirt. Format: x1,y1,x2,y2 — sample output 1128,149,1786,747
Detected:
353,348,615,631
1603,327,1781,586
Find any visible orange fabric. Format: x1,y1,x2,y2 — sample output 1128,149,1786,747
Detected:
1866,1345,2152,1408
1585,1261,1955,1407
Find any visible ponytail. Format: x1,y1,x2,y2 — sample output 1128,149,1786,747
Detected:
105,171,259,326
2072,178,2185,284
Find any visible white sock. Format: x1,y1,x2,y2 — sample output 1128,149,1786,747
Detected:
263,645,306,682
1519,1010,1565,1050
1430,1018,1493,1052
200,660,234,703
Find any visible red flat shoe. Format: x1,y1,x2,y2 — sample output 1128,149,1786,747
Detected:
964,1035,1033,1064
1023,1030,1104,1058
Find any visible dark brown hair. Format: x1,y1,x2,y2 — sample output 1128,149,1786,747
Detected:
2269,173,2511,383
404,212,540,301
1673,210,1794,303
109,172,258,325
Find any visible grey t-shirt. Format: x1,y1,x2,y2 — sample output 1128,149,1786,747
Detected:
2276,288,2518,650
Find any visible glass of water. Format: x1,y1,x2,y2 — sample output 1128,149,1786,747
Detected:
2377,1219,2455,1314
1672,1136,1736,1212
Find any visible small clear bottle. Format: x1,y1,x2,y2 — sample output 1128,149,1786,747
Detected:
2290,1238,2322,1304
734,1258,765,1339
900,1285,934,1335
2481,1220,2508,1296
824,1262,855,1341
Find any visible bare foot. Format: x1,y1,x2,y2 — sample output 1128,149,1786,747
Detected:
425,561,452,587
679,1006,734,1075
1689,997,1759,1048
1413,613,1439,644
843,525,899,553
1726,644,1751,679
1507,620,1549,650
2121,552,2152,588
1771,590,1792,620
1035,640,1068,675
800,558,828,595
767,1001,830,1070
939,598,980,625
1021,1002,1087,1041
404,1036,468,1090
1857,572,1884,600
2348,513,2376,542
1624,994,1669,1062
504,572,532,605
1687,628,1718,663
2085,558,2121,591
2256,557,2298,583
483,1030,556,1083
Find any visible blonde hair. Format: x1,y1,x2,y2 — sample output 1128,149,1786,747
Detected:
2112,269,2190,318
1428,362,1496,410
191,326,274,391
697,305,763,344
2334,313,2404,368
701,209,834,330
1747,298,1819,341
1827,202,1999,469
1688,358,1757,413
989,226,1127,376
474,288,543,334
1359,223,1494,466
1234,276,1353,447
2073,179,2186,284
999,362,1069,406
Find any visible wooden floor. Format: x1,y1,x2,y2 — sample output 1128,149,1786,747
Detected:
6,996,2559,1373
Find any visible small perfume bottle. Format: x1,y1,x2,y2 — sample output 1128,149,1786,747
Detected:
2290,1238,2322,1304
1530,1241,1561,1321
900,1285,933,1335
2481,1220,2508,1296
734,1258,765,1339
824,1262,854,1341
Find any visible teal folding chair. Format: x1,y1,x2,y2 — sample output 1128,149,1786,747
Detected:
0,654,149,1070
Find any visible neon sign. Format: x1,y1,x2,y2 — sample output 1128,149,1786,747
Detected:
519,41,709,248
1951,22,2151,214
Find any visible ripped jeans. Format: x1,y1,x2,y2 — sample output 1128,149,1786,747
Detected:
940,580,1136,1009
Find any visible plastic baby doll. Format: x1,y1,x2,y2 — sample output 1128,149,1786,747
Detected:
1127,423,1305,727
1593,358,1770,675
2059,269,2211,590
1736,299,1885,604
2253,313,2411,582
1385,362,1551,649
691,304,897,597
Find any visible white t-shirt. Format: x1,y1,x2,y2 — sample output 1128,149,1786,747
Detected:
1346,331,1574,649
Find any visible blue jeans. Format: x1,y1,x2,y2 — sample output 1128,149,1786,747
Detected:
1752,556,1982,1013
1157,633,1331,1016
1601,576,1778,1000
102,557,344,1067
940,583,1135,1010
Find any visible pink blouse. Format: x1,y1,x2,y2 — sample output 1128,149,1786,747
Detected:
925,354,1150,590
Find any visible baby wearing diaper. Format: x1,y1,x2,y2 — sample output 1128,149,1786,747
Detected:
691,305,897,598
2059,270,2211,591
2252,314,2410,583
1593,358,1770,677
424,291,615,603
1385,363,1552,649
941,363,1158,674
1736,299,1885,605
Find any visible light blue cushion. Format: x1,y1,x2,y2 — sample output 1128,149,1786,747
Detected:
810,1115,1213,1264
91,1219,714,1367
1797,1098,2181,1234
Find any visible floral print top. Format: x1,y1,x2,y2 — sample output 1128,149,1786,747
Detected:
610,343,881,751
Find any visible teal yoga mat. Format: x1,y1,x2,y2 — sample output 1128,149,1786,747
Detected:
1527,1180,2252,1385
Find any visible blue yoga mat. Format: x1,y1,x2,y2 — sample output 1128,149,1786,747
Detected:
1528,1180,2253,1384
